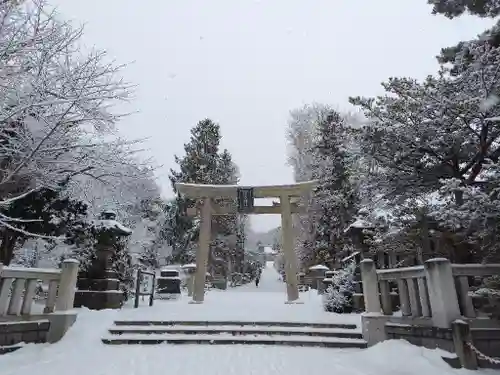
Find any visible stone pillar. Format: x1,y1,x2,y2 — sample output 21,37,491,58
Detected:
187,274,195,297
280,194,299,302
191,198,212,303
360,259,381,313
424,258,461,328
56,259,79,311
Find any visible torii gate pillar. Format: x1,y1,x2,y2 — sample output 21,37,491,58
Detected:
280,194,299,302
191,198,212,303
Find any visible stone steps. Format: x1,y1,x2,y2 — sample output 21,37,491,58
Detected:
102,320,367,348
112,320,358,330
108,325,363,339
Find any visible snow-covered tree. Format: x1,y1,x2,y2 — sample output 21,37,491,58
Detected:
169,119,243,268
0,1,139,236
350,39,500,263
211,149,244,274
286,104,362,267
286,104,334,266
427,0,500,18
1,188,88,265
125,197,170,269
309,111,359,265
323,261,356,313
427,0,500,74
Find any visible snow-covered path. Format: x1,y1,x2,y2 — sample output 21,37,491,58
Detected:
235,260,285,293
0,261,496,375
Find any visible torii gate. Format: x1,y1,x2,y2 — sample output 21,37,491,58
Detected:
176,181,317,304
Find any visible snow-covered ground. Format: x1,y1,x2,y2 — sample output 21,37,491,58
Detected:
0,261,497,375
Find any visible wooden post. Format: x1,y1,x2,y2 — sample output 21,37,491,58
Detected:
360,259,381,313
451,320,478,370
134,269,141,309
280,194,299,302
149,272,155,307
192,198,212,303
55,259,79,311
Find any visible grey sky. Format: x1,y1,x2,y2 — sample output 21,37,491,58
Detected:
52,0,494,232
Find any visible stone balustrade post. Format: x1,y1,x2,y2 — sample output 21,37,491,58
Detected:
360,259,381,313
56,259,79,311
424,258,461,328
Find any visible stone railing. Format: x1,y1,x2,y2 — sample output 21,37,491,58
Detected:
0,259,79,343
361,258,500,328
451,264,500,320
360,258,500,369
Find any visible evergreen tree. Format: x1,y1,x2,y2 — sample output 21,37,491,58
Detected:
211,148,242,274
323,261,356,313
428,0,500,18
0,188,88,265
310,111,359,265
168,118,242,267
350,35,500,263
125,197,168,269
162,197,197,263
168,119,222,260
426,0,500,71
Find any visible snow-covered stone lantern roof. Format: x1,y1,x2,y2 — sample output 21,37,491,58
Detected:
308,264,330,271
95,210,132,236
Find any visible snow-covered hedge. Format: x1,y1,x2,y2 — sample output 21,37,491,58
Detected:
322,261,356,313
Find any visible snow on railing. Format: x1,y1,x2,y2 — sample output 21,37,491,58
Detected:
0,259,79,317
360,258,500,328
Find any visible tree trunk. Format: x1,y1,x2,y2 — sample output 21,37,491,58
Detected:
0,230,19,265
419,208,431,264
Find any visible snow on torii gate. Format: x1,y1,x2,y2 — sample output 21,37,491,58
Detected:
176,180,317,304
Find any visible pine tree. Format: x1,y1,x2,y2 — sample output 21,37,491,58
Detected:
168,119,243,267
211,149,242,274
427,0,500,18
168,119,222,259
310,111,359,266
426,0,500,71
0,188,88,265
161,197,196,263
323,261,356,313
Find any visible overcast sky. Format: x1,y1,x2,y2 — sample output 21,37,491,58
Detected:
51,0,494,232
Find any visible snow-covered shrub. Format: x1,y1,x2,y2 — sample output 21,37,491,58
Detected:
472,275,500,320
323,261,356,313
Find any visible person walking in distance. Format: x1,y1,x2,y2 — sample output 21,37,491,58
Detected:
255,268,261,287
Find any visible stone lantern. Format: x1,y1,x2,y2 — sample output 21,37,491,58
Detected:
74,210,132,310
345,210,375,259
181,263,197,297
